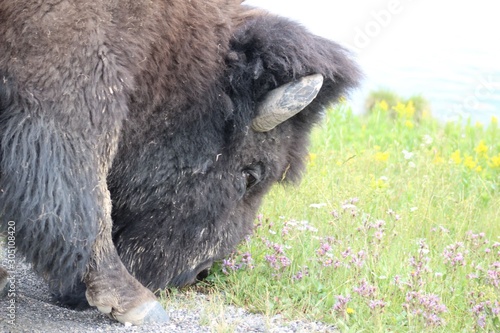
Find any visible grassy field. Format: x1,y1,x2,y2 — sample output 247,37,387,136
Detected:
199,99,500,332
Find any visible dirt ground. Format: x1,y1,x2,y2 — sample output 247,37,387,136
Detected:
0,256,336,333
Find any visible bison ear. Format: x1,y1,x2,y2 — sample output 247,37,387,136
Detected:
252,74,324,132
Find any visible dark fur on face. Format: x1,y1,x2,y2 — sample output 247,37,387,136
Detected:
109,8,361,292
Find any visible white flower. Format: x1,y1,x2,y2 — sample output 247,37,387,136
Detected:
408,161,416,168
342,203,357,210
423,135,433,145
309,203,327,209
402,149,414,160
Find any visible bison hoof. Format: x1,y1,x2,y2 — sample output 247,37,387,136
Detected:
90,296,169,325
112,301,169,325
85,265,169,325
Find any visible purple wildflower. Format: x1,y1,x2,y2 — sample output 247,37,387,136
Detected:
369,299,387,311
279,255,291,268
353,279,377,298
493,301,500,316
322,258,334,267
241,252,254,269
292,266,309,282
265,254,291,271
341,247,351,259
374,230,384,240
350,250,366,268
265,254,277,267
403,292,447,327
273,243,285,254
487,267,500,287
317,243,332,256
443,242,466,267
332,294,352,314
470,299,500,329
221,258,240,274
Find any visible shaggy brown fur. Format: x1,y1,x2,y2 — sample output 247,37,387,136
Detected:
0,0,241,323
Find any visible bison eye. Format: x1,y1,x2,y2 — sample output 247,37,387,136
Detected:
242,164,263,189
243,170,259,189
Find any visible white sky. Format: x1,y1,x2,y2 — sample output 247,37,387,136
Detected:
244,1,500,121
244,0,500,65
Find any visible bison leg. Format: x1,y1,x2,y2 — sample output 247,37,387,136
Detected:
67,136,168,324
84,187,168,324
0,91,167,325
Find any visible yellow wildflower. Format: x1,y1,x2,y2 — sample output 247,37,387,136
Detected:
489,154,500,168
474,140,488,157
433,152,445,165
405,120,414,129
371,175,388,189
492,115,498,125
392,102,406,118
308,153,317,167
346,308,355,315
375,151,390,162
405,101,416,118
463,155,477,170
451,150,462,164
378,100,389,112
392,101,415,118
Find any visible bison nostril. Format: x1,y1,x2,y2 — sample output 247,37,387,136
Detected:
194,259,214,283
169,259,214,288
196,269,210,281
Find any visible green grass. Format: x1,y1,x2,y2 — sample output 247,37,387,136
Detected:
199,100,500,332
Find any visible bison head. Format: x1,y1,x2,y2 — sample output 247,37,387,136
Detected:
108,10,361,291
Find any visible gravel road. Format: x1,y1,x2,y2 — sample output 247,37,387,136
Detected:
0,255,337,333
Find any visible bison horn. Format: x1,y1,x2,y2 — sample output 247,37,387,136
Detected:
252,74,324,132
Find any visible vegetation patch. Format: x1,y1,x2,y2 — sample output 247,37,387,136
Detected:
176,95,500,332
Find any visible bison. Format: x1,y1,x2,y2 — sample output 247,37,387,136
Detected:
0,1,361,325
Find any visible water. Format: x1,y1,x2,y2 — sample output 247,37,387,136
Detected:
245,0,500,124
357,47,500,124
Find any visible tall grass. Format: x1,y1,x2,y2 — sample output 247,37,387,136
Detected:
203,100,500,332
